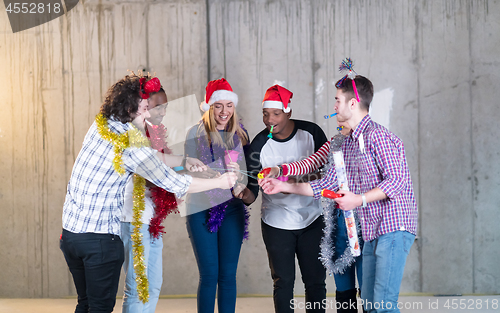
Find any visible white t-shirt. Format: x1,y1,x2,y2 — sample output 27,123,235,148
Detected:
121,176,155,224
248,120,327,230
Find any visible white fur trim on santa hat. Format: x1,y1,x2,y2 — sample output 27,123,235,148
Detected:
209,90,238,106
200,89,239,112
262,100,291,113
199,101,211,112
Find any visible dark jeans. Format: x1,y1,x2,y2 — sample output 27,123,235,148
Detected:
60,229,124,313
186,201,245,313
261,217,327,313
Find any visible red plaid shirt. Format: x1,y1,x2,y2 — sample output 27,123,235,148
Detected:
310,115,418,241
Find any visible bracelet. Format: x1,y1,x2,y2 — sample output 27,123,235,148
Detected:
277,165,283,177
181,156,187,169
361,193,367,208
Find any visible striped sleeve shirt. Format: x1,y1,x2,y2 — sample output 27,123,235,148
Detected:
310,115,418,241
62,119,192,236
284,140,331,176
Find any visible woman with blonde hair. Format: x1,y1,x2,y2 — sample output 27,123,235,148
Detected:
184,78,255,313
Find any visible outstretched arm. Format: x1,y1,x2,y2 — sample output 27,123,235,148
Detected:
156,152,207,172
335,187,387,211
187,172,238,193
259,178,314,197
259,140,331,178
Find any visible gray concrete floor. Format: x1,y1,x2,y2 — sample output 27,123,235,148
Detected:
0,295,499,313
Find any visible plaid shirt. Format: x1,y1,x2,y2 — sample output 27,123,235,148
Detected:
62,119,192,236
310,115,417,241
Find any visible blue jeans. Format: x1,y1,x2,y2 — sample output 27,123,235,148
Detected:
60,229,124,313
121,222,163,313
333,209,363,292
361,231,415,313
186,201,245,313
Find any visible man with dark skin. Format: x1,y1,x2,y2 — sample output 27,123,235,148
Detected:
247,85,328,313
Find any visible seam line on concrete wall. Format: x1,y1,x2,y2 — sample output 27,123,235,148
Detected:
415,0,423,294
145,4,150,72
467,0,476,294
310,0,316,123
206,0,210,81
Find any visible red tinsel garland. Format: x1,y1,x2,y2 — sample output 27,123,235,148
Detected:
147,123,172,154
149,187,179,238
146,123,178,239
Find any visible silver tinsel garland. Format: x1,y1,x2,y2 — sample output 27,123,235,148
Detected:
318,132,363,276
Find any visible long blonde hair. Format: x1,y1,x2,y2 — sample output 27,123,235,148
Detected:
198,105,248,149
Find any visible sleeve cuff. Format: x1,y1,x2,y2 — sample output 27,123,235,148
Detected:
309,180,323,200
174,173,193,198
377,180,397,199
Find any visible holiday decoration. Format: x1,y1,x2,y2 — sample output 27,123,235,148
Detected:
131,174,149,303
318,132,363,275
324,113,338,119
336,57,360,102
267,125,274,138
140,77,162,99
146,123,179,239
262,85,293,113
195,123,250,239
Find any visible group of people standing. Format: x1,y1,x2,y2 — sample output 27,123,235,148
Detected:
60,65,418,313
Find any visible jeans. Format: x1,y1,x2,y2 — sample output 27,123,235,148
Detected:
361,231,415,313
60,229,124,313
121,222,163,313
261,217,327,313
333,209,363,292
186,201,245,313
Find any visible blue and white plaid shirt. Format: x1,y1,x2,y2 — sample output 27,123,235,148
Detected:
62,119,192,236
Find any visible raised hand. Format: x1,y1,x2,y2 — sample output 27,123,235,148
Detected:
258,166,280,179
185,157,208,172
190,167,220,179
226,161,243,181
232,182,246,197
334,190,362,211
259,177,287,194
218,172,238,190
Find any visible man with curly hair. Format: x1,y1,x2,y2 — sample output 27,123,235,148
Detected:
60,75,237,313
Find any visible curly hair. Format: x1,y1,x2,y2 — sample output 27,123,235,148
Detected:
335,75,374,111
100,75,143,123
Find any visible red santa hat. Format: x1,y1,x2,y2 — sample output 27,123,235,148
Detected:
262,85,293,113
200,78,239,112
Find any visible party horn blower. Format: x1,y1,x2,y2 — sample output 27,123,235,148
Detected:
321,189,344,199
324,113,338,119
267,125,274,138
258,167,271,179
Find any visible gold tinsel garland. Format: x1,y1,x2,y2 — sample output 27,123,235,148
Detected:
96,114,129,175
132,174,149,303
95,114,150,303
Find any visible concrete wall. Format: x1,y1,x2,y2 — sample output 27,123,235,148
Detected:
0,0,499,298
